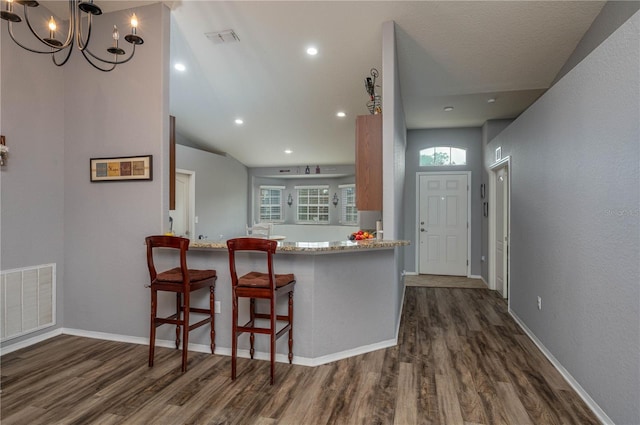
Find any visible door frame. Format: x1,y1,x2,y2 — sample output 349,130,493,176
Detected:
173,168,196,238
415,171,472,276
488,157,511,299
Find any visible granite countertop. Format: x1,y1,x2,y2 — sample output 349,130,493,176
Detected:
189,238,410,253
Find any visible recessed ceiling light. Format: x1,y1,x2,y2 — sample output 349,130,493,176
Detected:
235,118,244,125
487,98,496,103
336,111,346,118
174,63,186,71
444,106,454,112
284,149,293,154
306,46,318,56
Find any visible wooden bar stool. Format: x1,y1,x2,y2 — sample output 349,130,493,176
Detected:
145,235,217,372
226,237,295,384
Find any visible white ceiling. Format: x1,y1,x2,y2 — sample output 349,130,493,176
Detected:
43,1,607,168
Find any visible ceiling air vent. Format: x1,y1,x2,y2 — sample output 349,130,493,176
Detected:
205,29,240,45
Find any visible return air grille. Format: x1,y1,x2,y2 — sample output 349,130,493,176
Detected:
1,263,56,342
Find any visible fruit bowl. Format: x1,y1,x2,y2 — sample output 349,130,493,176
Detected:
348,230,375,241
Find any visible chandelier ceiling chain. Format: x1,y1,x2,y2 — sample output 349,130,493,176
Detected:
1,0,144,72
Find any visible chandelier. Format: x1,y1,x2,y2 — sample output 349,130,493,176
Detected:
0,0,144,72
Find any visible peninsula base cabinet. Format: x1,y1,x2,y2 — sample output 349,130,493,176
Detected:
355,114,382,211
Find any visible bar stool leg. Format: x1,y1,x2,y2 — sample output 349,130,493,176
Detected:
288,291,294,364
149,289,158,367
270,297,276,385
210,285,215,354
181,292,190,372
175,293,181,349
231,292,238,380
249,298,256,359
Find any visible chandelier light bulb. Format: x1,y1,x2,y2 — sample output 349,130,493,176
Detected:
112,25,119,40
48,16,56,32
130,13,138,33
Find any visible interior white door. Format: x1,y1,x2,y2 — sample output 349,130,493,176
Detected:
170,172,191,237
495,168,509,298
419,174,468,275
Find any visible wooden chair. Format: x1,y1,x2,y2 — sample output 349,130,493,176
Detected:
226,237,295,384
145,235,217,372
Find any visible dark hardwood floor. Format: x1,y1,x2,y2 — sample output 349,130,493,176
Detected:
0,287,600,424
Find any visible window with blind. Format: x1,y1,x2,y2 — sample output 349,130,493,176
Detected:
340,184,358,225
296,185,330,223
259,186,284,222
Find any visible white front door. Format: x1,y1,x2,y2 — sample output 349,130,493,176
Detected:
495,167,509,298
418,173,469,276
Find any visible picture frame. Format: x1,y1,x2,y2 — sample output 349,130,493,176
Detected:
90,155,152,182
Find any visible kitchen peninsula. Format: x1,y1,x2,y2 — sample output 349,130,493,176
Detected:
173,238,409,366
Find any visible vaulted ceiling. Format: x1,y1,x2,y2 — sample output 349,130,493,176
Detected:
41,1,607,168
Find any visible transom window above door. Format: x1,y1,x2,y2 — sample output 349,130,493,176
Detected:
419,147,467,166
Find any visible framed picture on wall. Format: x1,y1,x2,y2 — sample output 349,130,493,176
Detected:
90,155,153,182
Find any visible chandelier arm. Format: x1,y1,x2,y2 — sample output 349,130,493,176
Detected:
80,48,116,72
51,38,75,67
22,2,73,50
57,0,77,49
75,8,93,52
83,44,137,66
7,22,64,54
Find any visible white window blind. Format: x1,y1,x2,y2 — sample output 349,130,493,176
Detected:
259,186,284,222
339,184,358,225
296,185,330,223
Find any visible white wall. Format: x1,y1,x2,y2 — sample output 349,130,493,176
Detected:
485,10,639,424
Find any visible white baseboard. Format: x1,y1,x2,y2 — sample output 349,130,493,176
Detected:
509,310,614,425
403,271,418,276
0,327,63,356
6,327,395,368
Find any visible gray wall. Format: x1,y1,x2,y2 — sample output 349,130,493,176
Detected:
552,0,640,85
176,144,248,240
485,10,639,424
404,128,483,276
61,4,170,336
0,12,66,344
382,21,407,334
0,3,169,345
